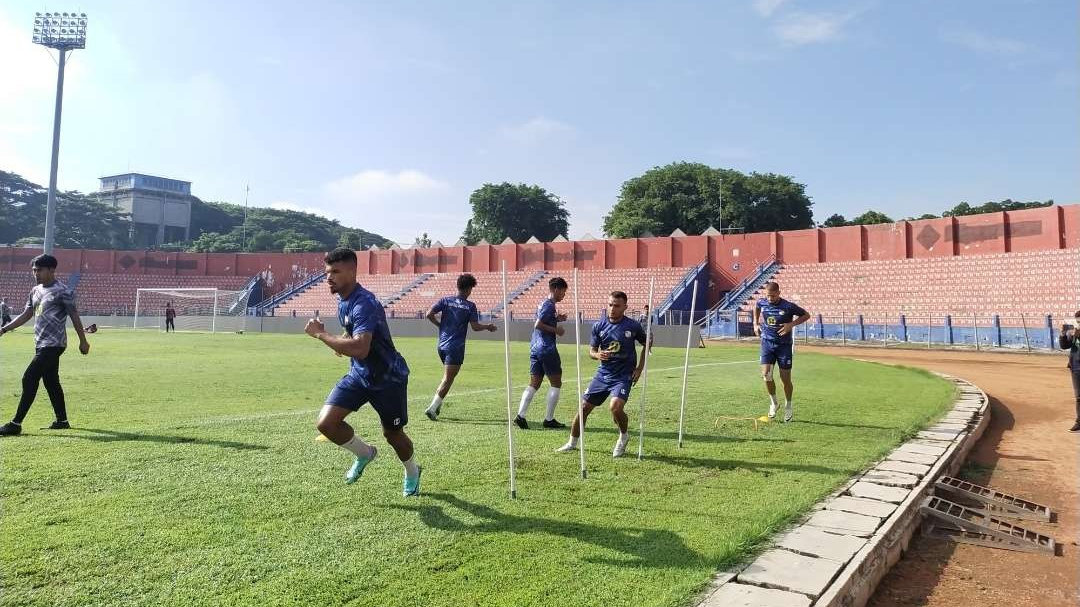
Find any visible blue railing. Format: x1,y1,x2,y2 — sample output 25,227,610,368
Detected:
254,271,327,315
653,259,708,323
711,256,778,313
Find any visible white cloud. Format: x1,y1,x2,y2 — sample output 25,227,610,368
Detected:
319,169,460,242
774,12,856,45
500,117,575,145
940,28,1028,56
753,0,789,17
268,200,333,218
324,169,450,203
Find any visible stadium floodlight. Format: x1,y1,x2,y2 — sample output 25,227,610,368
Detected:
32,12,88,254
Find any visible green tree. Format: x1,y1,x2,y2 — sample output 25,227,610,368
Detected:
414,232,432,248
821,214,848,228
602,163,814,238
0,170,132,249
849,210,894,225
943,199,1052,217
338,230,364,250
461,183,569,245
188,231,242,252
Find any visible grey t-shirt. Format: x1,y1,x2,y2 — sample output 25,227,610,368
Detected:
25,281,76,348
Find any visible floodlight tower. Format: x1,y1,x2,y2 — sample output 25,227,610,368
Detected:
32,11,87,254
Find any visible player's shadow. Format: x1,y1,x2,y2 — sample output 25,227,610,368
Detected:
389,492,706,569
38,427,267,451
650,453,843,476
434,416,506,426
586,426,793,445
793,420,896,431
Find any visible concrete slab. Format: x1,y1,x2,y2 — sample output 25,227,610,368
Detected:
776,527,867,563
887,450,938,465
825,495,898,518
847,481,910,504
863,469,920,488
927,423,967,433
895,442,947,456
806,509,883,536
917,430,961,441
702,582,812,607
909,438,953,448
876,459,931,477
738,549,845,598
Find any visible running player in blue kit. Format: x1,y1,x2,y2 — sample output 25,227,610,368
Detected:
753,281,810,422
423,273,497,421
515,277,569,430
556,291,651,457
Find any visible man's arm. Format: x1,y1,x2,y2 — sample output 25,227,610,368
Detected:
752,305,762,336
0,308,33,335
306,318,373,359
425,307,441,329
471,320,497,332
778,310,811,337
69,307,91,354
1061,327,1075,350
534,319,564,336
631,340,648,383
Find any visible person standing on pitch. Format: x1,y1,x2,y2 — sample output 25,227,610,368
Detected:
753,281,810,422
557,291,651,457
1,298,11,327
0,254,91,436
304,248,422,496
423,273,497,421
165,302,176,333
515,276,569,429
1059,310,1080,432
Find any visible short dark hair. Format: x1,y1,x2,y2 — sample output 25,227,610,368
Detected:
324,248,357,265
31,254,58,269
1075,309,1080,318
609,291,628,303
549,277,568,290
765,281,780,292
457,273,477,290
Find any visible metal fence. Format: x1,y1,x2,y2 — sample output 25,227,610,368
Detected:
701,310,1072,351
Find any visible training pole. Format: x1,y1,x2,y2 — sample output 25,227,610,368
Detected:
677,280,698,449
501,261,517,498
637,277,656,460
573,268,587,478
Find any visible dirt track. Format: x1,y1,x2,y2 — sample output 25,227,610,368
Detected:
800,346,1079,607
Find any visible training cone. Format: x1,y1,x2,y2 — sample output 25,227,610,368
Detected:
757,415,771,423
315,434,330,442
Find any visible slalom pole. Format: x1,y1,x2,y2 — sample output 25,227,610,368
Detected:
677,280,699,448
501,261,517,498
573,268,587,479
637,277,655,460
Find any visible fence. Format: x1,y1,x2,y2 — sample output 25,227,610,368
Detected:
701,310,1073,351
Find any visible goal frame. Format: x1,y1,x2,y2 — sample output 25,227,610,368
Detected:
133,287,236,333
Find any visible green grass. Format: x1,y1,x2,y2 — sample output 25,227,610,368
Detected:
0,331,954,607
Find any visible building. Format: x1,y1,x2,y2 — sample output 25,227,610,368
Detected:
97,173,194,247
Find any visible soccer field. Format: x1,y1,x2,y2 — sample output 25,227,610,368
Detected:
0,331,954,607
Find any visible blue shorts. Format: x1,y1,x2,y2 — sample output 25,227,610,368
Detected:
583,375,632,406
326,379,409,430
760,340,794,370
529,350,562,377
438,345,466,366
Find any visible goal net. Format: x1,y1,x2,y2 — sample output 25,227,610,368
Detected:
133,288,251,333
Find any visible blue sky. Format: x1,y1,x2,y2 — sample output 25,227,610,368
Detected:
2,0,1077,244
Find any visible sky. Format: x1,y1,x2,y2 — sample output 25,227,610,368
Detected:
2,0,1077,245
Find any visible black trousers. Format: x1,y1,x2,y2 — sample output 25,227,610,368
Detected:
13,346,67,424
166,318,175,332
1072,369,1080,422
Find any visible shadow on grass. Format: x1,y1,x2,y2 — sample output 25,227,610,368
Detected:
793,419,896,431
389,492,706,568
650,453,843,476
37,427,268,451
433,418,792,444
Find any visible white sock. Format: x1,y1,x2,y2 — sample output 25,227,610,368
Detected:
340,435,374,458
566,435,579,448
402,456,419,478
429,395,443,410
769,394,778,407
785,399,792,408
518,386,537,417
544,388,561,421
618,432,628,444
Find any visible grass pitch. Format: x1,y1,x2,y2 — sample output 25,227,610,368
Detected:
0,330,954,607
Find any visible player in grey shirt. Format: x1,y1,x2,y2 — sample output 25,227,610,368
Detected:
0,254,91,436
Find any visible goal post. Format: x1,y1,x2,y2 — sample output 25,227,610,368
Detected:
133,288,251,333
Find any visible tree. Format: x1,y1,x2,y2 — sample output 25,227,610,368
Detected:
821,214,848,228
0,170,132,249
414,232,432,249
849,210,893,225
943,199,1052,217
461,183,569,245
338,230,364,250
602,162,814,238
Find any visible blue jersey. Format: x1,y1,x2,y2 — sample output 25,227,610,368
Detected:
590,316,648,380
756,297,808,345
338,284,410,389
529,298,560,355
432,295,479,351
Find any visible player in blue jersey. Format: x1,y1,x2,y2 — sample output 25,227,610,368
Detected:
753,281,810,422
514,276,569,430
304,248,422,497
423,273,497,421
556,291,651,457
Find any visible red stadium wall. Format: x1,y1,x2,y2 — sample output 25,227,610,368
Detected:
2,204,1075,304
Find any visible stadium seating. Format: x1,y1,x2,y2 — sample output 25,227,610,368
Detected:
507,267,692,319
738,248,1080,320
385,271,536,318
273,273,423,318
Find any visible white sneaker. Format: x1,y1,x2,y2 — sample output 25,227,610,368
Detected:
424,404,440,421
768,403,777,420
555,441,577,453
784,404,793,423
612,436,629,458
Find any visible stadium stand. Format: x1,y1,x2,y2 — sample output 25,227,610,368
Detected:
737,248,1080,319
506,267,693,319
386,271,535,318
273,273,423,318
